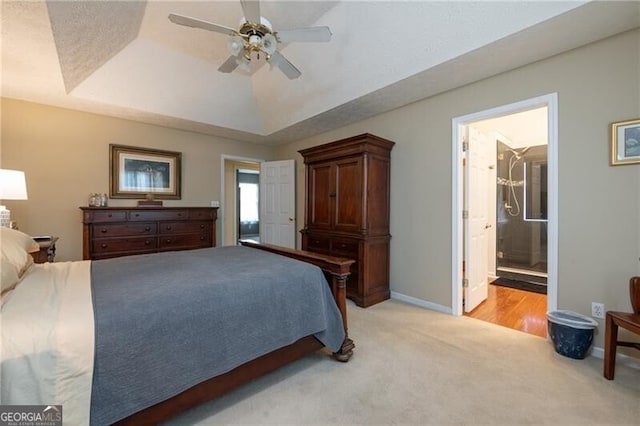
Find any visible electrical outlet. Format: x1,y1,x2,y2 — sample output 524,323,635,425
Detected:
591,302,605,319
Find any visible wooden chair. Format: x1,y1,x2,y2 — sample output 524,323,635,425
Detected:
603,276,640,379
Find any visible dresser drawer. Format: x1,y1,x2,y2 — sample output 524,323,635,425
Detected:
304,234,330,252
128,210,189,221
86,210,127,223
159,233,211,250
330,238,359,257
92,222,156,237
189,209,216,220
159,221,211,234
92,236,158,254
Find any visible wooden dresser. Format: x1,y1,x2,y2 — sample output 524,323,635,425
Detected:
299,133,394,307
80,207,218,260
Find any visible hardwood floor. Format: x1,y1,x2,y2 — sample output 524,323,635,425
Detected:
465,283,548,338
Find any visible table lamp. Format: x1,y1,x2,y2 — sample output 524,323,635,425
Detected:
0,169,28,227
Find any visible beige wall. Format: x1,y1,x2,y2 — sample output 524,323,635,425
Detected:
2,30,638,354
0,99,274,261
277,29,640,352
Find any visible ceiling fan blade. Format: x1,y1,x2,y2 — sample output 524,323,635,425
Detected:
240,0,261,23
218,55,240,73
168,13,236,36
269,51,301,80
276,26,332,43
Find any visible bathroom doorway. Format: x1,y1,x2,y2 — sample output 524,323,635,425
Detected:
465,108,548,337
451,93,558,336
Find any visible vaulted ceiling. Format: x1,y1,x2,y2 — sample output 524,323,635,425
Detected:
2,1,639,145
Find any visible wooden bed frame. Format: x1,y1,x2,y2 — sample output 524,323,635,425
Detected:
116,241,355,425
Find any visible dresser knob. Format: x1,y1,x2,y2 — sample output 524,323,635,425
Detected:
101,243,107,248
100,228,107,233
165,239,171,244
166,225,172,230
145,227,150,231
200,224,205,228
200,236,205,240
145,240,150,245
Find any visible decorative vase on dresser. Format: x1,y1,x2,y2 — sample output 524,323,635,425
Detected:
80,206,218,260
299,133,394,308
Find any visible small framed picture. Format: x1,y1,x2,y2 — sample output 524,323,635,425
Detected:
110,144,182,199
610,118,640,166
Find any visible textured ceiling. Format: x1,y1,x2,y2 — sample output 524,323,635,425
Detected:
2,1,639,145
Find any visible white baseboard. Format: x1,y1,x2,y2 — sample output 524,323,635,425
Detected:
588,346,640,370
390,291,452,315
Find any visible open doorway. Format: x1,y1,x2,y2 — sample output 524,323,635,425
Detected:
465,109,548,337
451,93,558,337
221,157,297,248
237,169,260,243
221,157,262,246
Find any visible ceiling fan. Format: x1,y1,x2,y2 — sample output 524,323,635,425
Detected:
168,0,332,79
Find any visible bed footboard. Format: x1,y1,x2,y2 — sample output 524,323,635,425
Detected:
117,243,355,425
240,241,355,361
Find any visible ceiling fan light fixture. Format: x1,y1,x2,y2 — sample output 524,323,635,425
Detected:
227,35,245,56
262,33,277,55
168,1,331,79
236,54,251,72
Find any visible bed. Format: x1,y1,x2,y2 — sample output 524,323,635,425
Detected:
1,227,354,425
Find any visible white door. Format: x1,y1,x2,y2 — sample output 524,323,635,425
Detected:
259,160,296,248
464,126,491,312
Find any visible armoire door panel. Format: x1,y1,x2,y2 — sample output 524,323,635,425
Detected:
334,159,363,231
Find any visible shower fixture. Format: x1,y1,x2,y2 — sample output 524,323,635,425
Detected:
508,146,530,160
505,146,530,217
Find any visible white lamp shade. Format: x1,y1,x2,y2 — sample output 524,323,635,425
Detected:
0,169,28,200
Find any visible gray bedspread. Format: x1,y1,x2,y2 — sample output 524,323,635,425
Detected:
89,245,345,425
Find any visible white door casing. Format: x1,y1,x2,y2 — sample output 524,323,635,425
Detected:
259,160,296,248
451,92,558,316
464,126,490,313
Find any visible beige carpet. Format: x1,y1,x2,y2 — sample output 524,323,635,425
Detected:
167,300,640,425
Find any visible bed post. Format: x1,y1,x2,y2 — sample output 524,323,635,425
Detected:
240,241,355,361
329,270,355,362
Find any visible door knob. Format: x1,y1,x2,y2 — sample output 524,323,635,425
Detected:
485,224,492,229
289,217,294,222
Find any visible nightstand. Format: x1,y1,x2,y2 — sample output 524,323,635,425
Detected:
32,237,59,263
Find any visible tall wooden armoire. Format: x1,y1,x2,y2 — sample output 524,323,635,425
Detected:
300,133,394,307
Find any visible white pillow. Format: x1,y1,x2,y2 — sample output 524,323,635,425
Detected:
1,227,39,293
1,256,21,295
